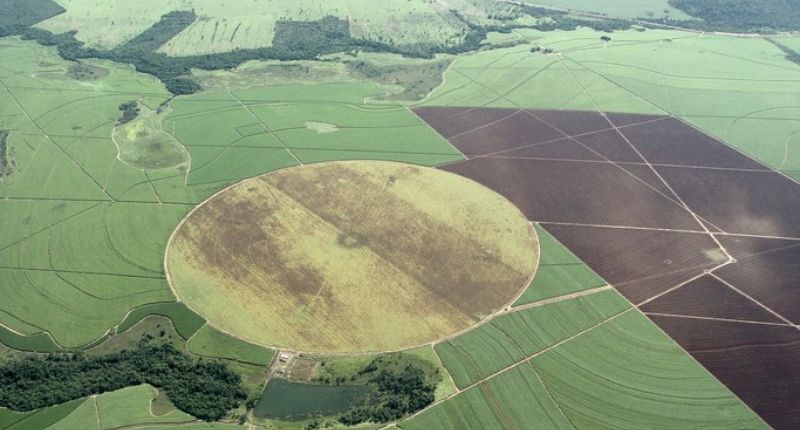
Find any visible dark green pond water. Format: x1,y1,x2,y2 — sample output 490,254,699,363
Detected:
253,378,370,420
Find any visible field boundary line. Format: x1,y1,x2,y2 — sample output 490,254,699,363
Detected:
0,265,165,279
93,396,102,430
405,106,468,161
556,54,732,252
400,307,634,424
709,273,798,328
507,285,613,314
0,78,116,201
483,154,772,173
634,260,731,308
644,312,797,328
539,220,800,242
230,92,303,165
528,361,578,430
441,66,728,233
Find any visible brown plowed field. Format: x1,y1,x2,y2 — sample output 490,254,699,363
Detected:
655,166,800,237
716,237,800,323
441,157,703,230
543,225,726,304
620,118,767,169
640,275,783,323
414,106,800,428
649,315,800,429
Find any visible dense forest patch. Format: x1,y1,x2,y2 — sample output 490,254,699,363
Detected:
669,0,800,31
0,0,64,33
0,340,246,421
0,131,13,177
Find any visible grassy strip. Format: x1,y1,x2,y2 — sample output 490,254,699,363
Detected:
4,399,84,430
0,408,30,430
117,302,205,339
0,325,60,353
766,38,800,66
187,325,274,366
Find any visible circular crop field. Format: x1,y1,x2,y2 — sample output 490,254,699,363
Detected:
166,161,537,353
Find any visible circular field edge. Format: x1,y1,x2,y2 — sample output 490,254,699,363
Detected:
164,160,540,356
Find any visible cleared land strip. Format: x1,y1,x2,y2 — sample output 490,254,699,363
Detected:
709,273,798,327
644,312,798,328
507,285,613,313
484,155,771,173
538,221,800,242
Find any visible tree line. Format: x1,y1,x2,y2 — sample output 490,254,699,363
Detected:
336,360,436,426
0,339,246,421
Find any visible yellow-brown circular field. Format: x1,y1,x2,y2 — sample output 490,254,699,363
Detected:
166,161,537,353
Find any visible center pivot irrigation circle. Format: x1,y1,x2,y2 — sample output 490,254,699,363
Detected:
166,161,538,354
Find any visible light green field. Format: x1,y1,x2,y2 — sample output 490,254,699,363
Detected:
40,0,477,54
187,325,275,365
95,385,194,429
45,385,195,430
514,224,607,305
524,0,691,19
404,310,765,429
435,290,630,388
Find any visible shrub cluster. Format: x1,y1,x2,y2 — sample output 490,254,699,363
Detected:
338,362,436,425
118,101,140,124
668,0,800,32
0,340,247,421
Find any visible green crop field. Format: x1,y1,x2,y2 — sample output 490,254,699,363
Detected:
2,1,794,428
187,325,275,365
404,311,764,429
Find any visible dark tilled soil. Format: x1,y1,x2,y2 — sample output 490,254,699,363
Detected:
542,224,724,304
441,157,703,231
716,237,800,323
655,166,800,238
640,274,783,323
650,315,800,429
417,107,800,427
